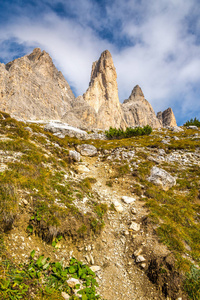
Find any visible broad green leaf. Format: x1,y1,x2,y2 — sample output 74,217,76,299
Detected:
30,249,35,258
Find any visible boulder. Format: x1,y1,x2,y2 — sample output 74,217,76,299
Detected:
148,166,176,191
44,122,88,139
76,144,97,156
69,150,80,162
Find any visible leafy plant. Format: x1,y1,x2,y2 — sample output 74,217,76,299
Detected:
0,251,101,299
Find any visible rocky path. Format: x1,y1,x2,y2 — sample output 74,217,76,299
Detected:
76,156,166,300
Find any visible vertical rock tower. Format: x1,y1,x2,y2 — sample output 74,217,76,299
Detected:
83,50,126,129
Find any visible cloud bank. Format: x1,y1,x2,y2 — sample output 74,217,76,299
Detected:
0,0,200,125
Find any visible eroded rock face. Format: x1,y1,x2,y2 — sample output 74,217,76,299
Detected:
157,108,177,127
0,48,75,120
83,50,127,129
122,85,162,128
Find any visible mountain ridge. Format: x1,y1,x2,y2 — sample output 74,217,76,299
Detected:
0,48,177,129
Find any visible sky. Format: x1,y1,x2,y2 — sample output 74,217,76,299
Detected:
0,0,200,125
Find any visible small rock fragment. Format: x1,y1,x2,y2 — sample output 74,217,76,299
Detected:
134,248,143,256
113,200,123,213
129,222,140,231
67,278,80,288
61,292,70,300
136,255,146,263
90,266,101,272
77,165,90,173
121,196,136,204
69,150,80,162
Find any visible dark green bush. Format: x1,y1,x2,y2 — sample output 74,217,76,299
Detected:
184,117,200,127
105,125,152,139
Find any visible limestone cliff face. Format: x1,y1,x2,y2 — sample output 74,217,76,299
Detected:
0,48,177,130
83,50,127,129
122,85,161,128
157,108,177,127
0,48,75,120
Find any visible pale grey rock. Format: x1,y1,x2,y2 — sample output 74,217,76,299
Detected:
129,222,140,231
134,248,143,256
136,255,146,263
172,126,184,133
113,200,124,213
44,121,88,139
77,165,90,173
121,196,136,204
90,266,101,272
69,150,80,162
67,278,80,288
61,292,70,300
148,166,176,191
76,144,97,156
187,125,199,130
131,207,137,214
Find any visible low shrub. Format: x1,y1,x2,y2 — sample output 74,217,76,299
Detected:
184,117,200,127
105,125,152,139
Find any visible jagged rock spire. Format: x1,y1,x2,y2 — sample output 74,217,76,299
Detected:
83,50,126,129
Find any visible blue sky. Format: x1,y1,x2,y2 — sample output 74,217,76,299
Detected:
0,0,200,125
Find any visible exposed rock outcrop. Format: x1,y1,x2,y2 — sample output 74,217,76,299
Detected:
122,85,161,128
148,166,176,191
82,50,127,129
0,48,75,120
157,107,177,127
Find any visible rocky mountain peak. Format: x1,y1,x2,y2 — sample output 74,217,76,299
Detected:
157,107,177,127
123,85,145,104
27,47,42,61
82,50,126,129
130,85,144,99
0,48,75,120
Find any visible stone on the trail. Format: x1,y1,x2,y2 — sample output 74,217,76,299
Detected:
90,266,101,272
61,292,70,300
122,196,136,204
67,278,80,288
131,207,137,214
129,222,140,231
136,255,146,263
148,166,176,191
134,248,143,257
113,200,124,213
76,144,97,156
69,150,80,162
77,165,90,173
